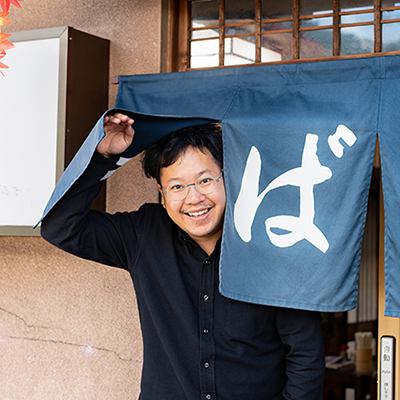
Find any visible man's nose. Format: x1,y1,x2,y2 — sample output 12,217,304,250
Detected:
185,183,205,202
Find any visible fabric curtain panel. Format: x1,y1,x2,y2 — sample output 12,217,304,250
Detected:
39,55,400,317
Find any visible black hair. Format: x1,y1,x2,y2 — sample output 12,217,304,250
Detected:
142,123,222,184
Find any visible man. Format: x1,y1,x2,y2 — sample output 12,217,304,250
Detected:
41,113,325,399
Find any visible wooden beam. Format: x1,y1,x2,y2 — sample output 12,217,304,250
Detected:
293,0,299,59
255,0,261,63
219,0,225,66
374,0,382,53
333,0,340,56
177,0,189,71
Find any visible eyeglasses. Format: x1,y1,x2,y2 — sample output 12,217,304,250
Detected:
160,171,223,201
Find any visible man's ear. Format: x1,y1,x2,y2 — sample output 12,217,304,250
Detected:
158,184,166,208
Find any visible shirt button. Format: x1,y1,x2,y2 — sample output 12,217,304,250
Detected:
204,362,210,368
203,328,209,334
206,395,212,400
205,260,210,265
203,294,209,301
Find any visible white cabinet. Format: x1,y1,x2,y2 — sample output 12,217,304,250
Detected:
0,27,109,235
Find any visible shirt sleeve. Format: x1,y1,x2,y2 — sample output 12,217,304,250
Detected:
276,307,325,400
40,152,135,270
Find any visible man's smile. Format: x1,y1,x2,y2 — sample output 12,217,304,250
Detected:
186,208,211,218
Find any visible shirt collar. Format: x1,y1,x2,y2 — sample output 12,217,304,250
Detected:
177,227,221,258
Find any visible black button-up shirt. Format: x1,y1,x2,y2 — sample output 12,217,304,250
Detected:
41,153,325,400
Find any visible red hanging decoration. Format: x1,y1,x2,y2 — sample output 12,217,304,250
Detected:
0,0,22,75
0,0,23,14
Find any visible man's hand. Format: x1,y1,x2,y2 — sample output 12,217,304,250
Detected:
97,113,135,158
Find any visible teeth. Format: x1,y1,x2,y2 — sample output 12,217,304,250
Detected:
188,209,209,217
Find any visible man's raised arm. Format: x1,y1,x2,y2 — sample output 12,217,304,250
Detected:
40,114,137,269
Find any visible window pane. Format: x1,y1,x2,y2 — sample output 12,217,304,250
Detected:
340,26,374,55
225,0,255,24
261,33,293,62
382,9,400,21
261,0,292,20
300,0,332,16
225,25,255,37
340,0,373,12
191,0,219,29
382,0,400,7
341,13,374,24
300,29,332,58
224,36,255,65
262,21,293,32
190,39,219,68
300,16,333,29
382,22,400,52
191,28,219,40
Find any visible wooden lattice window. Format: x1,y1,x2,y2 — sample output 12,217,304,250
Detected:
166,0,400,71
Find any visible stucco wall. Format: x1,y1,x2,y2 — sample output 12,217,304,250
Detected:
1,1,161,398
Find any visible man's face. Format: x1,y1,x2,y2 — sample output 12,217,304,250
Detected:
159,146,226,254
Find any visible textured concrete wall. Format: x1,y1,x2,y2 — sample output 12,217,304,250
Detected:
1,1,161,399
0,237,143,399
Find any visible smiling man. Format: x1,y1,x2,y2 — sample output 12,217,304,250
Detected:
41,113,325,400
148,135,226,256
